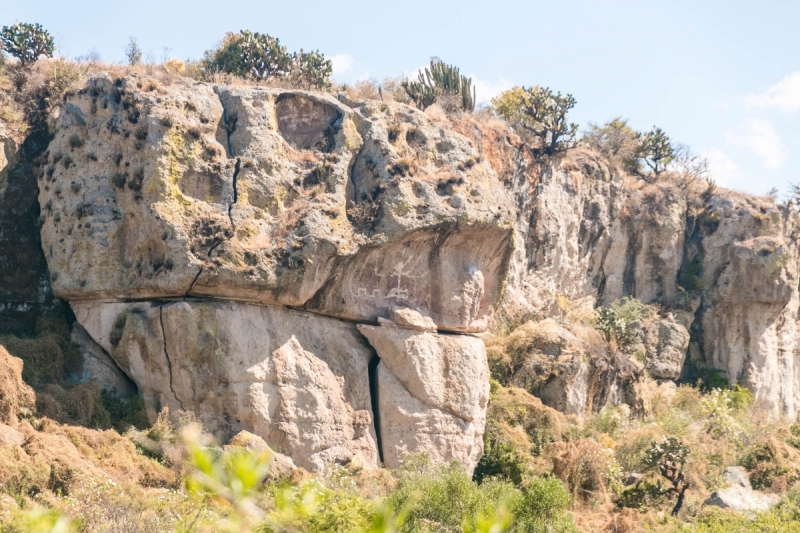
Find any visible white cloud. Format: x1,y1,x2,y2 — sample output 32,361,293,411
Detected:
743,71,800,112
704,149,740,186
470,76,513,105
330,54,354,77
726,118,789,169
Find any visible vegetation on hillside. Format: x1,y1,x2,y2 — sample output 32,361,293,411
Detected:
1,20,797,533
491,86,579,155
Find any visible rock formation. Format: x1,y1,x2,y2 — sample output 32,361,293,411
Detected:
704,466,778,512
37,75,517,471
0,70,794,472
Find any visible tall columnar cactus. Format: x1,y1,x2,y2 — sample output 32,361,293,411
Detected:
402,58,475,112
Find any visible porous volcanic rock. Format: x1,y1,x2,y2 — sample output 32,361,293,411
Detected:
40,75,515,332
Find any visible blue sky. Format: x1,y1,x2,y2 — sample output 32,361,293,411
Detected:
2,0,798,195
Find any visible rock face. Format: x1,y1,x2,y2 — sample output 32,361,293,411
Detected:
73,300,380,472
0,121,52,334
20,72,800,472
704,466,778,512
39,76,514,332
358,318,489,470
688,194,800,416
456,120,800,417
34,74,518,471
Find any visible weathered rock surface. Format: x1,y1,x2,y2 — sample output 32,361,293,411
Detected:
704,466,778,512
0,423,25,447
71,322,137,397
40,76,515,333
456,118,800,417
376,362,484,470
358,316,489,470
12,69,800,474
0,345,36,424
224,430,297,478
72,299,379,472
687,194,800,416
637,316,691,380
0,119,52,334
498,319,642,416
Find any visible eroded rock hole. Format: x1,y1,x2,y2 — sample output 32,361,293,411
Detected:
275,94,341,152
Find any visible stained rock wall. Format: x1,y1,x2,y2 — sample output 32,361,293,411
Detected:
37,75,516,471
469,130,800,417
22,73,800,473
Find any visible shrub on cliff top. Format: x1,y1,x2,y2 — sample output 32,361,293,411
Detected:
0,22,55,65
639,126,675,177
204,30,292,80
202,30,333,90
491,85,578,155
582,117,642,174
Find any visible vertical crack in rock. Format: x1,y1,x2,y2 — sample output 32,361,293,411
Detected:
158,304,185,410
185,267,203,297
367,350,384,464
228,157,240,231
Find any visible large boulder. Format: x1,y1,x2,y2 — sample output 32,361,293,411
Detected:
72,300,379,472
40,76,515,333
704,466,778,512
358,313,489,470
638,316,690,380
500,319,642,417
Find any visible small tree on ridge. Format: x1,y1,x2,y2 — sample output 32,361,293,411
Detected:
0,22,55,65
491,85,578,155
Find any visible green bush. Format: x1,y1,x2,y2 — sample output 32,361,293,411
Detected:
289,49,333,90
202,30,333,90
388,456,517,532
204,30,292,80
515,476,576,533
0,22,55,65
491,86,578,155
402,57,475,112
639,127,675,177
582,117,641,174
593,297,657,353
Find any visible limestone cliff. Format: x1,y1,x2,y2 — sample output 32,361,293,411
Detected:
1,72,797,472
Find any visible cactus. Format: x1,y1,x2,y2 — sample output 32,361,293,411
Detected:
402,58,475,112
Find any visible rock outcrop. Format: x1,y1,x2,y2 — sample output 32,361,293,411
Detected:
39,75,514,471
636,316,691,380
358,315,489,470
9,69,798,473
704,466,778,512
489,318,642,417
460,120,800,417
39,76,514,332
73,299,380,472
